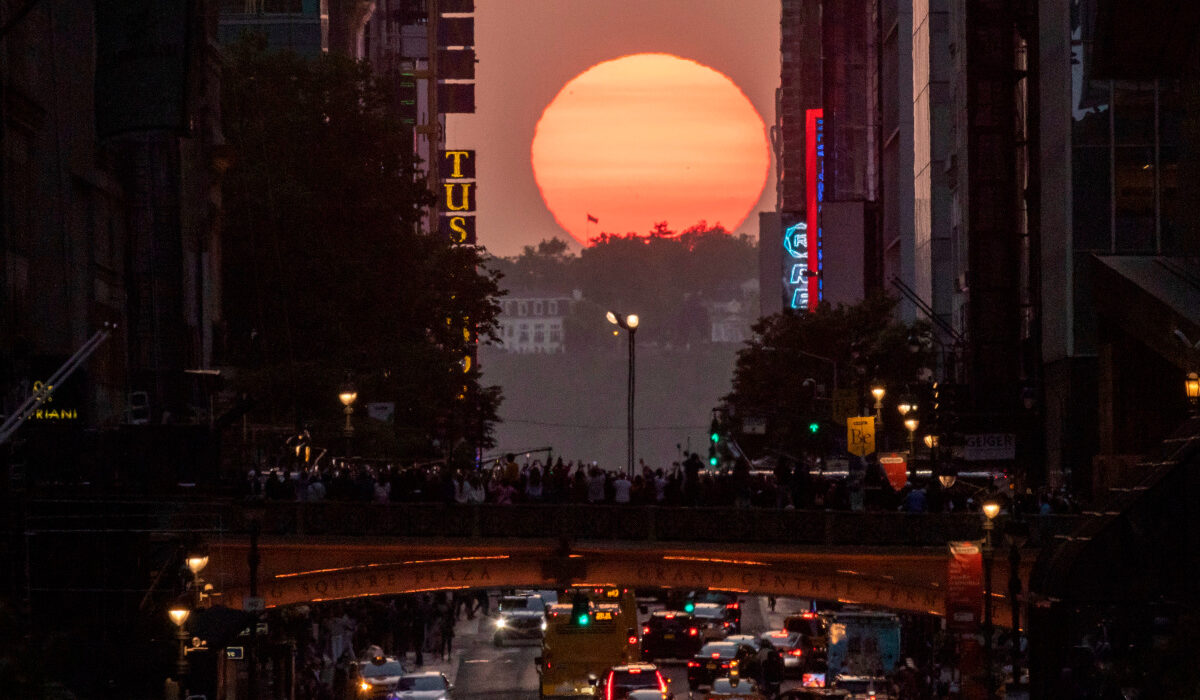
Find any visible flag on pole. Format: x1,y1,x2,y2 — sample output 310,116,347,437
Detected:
586,213,599,223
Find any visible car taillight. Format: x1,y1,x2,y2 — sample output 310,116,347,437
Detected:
628,636,638,645
721,662,730,668
789,649,804,657
723,622,730,628
726,602,739,610
711,653,721,658
642,626,650,635
689,627,699,636
687,661,700,668
657,672,668,692
605,672,614,700
628,668,641,674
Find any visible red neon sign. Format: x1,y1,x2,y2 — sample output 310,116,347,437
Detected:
805,108,824,311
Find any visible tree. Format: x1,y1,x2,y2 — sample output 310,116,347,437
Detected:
721,294,934,457
488,222,758,350
219,35,503,455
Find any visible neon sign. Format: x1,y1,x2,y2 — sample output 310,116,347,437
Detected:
805,108,824,310
783,221,808,310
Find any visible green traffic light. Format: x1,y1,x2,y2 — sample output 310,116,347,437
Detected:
710,432,720,443
684,601,695,613
809,422,819,433
709,456,718,467
577,614,590,626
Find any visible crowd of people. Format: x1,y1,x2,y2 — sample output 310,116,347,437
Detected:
245,450,1083,515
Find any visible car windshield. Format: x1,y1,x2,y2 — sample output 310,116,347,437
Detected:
360,661,405,678
692,604,724,619
395,676,446,691
699,643,736,658
611,670,661,689
762,632,802,648
711,677,754,693
499,596,541,612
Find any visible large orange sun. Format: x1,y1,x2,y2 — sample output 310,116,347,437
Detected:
531,53,770,245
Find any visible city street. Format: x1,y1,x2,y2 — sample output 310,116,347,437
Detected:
423,594,807,698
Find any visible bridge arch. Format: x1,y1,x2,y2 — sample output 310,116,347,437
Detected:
216,549,1012,623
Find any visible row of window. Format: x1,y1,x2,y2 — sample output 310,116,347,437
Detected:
502,300,564,317
502,321,563,346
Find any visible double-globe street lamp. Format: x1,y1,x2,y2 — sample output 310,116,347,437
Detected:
607,311,639,477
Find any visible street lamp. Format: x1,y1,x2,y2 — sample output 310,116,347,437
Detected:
981,499,1001,697
168,605,191,689
186,554,209,608
904,416,919,458
1186,372,1199,416
339,378,357,457
870,381,886,423
607,311,639,476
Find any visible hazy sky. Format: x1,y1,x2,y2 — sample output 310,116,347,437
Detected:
445,0,782,257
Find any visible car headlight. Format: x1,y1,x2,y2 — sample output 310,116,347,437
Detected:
541,620,548,631
359,680,371,692
495,618,507,628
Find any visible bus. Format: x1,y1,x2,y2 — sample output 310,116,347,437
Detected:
537,587,640,698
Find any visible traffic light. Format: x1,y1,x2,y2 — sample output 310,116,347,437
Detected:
571,593,590,626
808,421,820,434
684,599,695,613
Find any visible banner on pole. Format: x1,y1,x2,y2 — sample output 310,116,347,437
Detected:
846,416,875,457
879,453,908,490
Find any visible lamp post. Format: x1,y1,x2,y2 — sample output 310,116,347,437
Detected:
870,381,886,424
1186,372,1199,416
904,416,919,459
245,501,265,700
339,379,357,456
186,554,209,609
981,500,1001,698
606,311,639,476
168,605,191,692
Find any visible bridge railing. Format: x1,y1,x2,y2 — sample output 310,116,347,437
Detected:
227,501,1083,548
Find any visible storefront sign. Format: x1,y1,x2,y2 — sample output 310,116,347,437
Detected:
946,541,982,634
847,416,875,457
440,149,476,244
963,433,1015,461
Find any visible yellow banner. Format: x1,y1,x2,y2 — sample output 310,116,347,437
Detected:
847,416,876,457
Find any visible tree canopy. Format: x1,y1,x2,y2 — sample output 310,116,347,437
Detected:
721,294,934,457
487,222,758,349
219,35,503,456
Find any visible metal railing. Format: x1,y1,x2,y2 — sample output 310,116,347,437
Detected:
26,498,1083,548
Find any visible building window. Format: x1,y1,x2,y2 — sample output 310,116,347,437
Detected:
549,325,562,343
518,302,528,316
518,323,529,344
533,301,544,315
534,324,545,344
548,301,558,315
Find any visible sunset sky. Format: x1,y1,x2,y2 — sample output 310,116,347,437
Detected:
445,0,781,257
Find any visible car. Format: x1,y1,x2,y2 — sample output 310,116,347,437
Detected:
686,641,757,690
759,630,809,678
493,593,548,646
601,663,671,700
690,603,734,640
386,671,453,700
686,591,742,632
356,653,408,698
640,611,702,661
782,612,828,663
700,676,765,699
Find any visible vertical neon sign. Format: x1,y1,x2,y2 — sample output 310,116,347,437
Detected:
805,109,824,310
783,221,807,309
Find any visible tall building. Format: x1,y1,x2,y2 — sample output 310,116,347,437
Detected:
776,0,874,313
1038,0,1200,492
